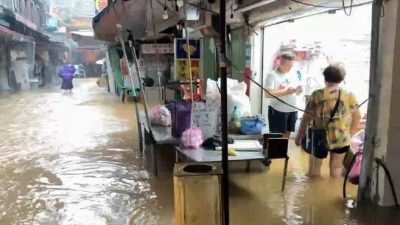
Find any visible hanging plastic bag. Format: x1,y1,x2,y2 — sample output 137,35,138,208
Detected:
149,105,171,127
182,127,204,149
206,78,221,100
348,152,362,185
347,130,365,185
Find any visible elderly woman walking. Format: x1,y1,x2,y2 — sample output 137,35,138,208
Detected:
295,64,361,178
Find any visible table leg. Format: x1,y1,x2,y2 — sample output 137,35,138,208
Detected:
138,123,144,153
246,161,251,172
175,150,180,163
141,123,146,153
151,144,158,176
281,157,289,192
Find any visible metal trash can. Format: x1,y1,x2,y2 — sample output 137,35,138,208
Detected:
174,163,222,225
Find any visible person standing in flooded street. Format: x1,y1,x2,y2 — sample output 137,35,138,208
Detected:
58,63,76,94
264,52,303,139
295,64,361,178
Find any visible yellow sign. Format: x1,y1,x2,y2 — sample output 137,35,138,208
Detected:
176,59,200,80
68,18,92,30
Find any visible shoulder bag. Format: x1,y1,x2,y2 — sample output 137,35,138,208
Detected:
301,90,341,159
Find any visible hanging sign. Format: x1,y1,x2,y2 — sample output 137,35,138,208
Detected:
174,38,202,80
141,44,174,54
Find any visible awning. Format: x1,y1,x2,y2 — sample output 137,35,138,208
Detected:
71,30,94,37
93,0,180,42
76,46,106,51
0,24,34,42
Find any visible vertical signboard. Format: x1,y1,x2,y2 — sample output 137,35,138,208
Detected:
174,38,202,81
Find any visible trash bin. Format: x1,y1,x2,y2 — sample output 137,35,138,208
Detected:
174,163,222,225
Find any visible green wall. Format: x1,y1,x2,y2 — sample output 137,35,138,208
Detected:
202,37,218,81
230,27,246,81
108,47,124,95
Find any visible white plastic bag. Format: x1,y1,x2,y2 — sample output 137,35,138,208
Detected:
207,78,252,121
206,78,220,100
149,105,172,126
227,81,251,121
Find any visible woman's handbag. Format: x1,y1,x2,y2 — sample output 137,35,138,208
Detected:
301,90,341,159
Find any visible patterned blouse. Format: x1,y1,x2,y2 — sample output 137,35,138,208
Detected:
308,88,358,150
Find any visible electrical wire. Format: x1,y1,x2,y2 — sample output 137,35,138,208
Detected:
264,1,373,28
226,57,369,120
375,158,399,208
290,0,364,17
290,0,341,9
343,0,354,16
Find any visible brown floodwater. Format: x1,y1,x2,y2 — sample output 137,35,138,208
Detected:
0,79,396,225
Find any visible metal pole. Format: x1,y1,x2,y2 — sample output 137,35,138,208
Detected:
116,25,144,152
260,27,265,114
219,1,229,225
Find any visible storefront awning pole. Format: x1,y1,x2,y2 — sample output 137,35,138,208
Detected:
358,0,383,203
116,24,152,150
219,0,229,225
150,0,163,103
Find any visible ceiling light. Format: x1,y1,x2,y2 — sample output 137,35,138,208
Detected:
176,0,184,8
163,6,169,20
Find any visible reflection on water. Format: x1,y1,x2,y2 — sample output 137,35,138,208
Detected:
228,145,359,225
0,79,168,225
0,78,373,225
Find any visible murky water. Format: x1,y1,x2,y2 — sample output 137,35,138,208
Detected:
0,79,395,225
0,79,171,225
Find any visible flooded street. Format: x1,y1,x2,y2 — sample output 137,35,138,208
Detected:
0,78,394,225
0,79,173,225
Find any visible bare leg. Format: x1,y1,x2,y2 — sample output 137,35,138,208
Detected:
329,152,346,178
308,154,323,178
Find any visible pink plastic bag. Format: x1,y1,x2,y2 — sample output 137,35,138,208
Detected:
348,152,362,185
181,127,204,149
348,130,365,185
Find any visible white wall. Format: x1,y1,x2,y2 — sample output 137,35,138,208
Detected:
249,28,262,115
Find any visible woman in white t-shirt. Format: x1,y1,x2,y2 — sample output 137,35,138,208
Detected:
265,52,303,138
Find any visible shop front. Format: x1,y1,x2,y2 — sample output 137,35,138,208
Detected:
256,4,372,133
